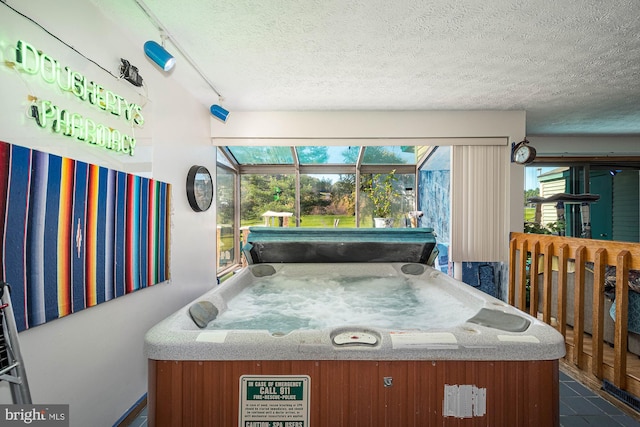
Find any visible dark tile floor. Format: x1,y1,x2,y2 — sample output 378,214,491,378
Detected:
559,371,640,426
125,370,640,426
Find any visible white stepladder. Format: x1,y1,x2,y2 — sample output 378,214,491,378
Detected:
0,282,31,404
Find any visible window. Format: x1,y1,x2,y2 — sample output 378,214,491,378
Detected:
359,172,415,228
220,146,425,229
299,173,355,227
240,173,295,227
216,153,237,272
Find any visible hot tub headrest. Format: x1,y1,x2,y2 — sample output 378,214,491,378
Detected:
401,263,426,275
188,301,219,328
466,308,531,333
250,264,277,277
243,228,437,264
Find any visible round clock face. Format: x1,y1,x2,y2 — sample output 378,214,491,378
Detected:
514,144,536,164
186,166,213,212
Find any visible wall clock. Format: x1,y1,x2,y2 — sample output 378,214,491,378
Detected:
512,139,536,164
186,165,213,212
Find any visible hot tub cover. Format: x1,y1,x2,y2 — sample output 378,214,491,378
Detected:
243,227,438,265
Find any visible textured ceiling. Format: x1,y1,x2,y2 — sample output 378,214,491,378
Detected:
90,0,640,135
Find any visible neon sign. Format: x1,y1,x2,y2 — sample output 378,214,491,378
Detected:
14,40,144,156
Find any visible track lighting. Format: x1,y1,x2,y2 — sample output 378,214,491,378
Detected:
144,40,175,71
210,104,229,123
136,0,229,120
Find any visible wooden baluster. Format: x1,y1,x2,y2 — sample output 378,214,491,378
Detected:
509,237,517,306
591,248,606,379
573,246,586,368
518,240,529,311
557,244,569,338
543,242,554,325
613,250,630,389
529,242,540,317
506,233,640,395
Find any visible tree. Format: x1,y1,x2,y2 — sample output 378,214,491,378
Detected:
361,170,400,218
300,175,330,215
240,174,295,222
331,176,356,215
524,188,539,205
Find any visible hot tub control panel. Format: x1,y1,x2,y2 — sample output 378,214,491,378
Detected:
332,331,379,346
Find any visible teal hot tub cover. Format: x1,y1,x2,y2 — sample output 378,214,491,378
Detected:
243,227,438,265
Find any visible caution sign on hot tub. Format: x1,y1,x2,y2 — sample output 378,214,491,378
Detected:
239,375,310,427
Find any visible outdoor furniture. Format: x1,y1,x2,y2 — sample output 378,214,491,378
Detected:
262,211,293,227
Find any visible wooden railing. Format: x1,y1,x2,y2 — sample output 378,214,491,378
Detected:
509,232,640,397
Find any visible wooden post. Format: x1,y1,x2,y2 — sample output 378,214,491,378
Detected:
573,246,586,368
529,242,540,317
543,242,554,325
591,248,606,379
557,244,569,338
613,250,630,389
518,240,529,311
509,238,517,306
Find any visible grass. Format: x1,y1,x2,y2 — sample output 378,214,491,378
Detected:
241,214,357,228
299,215,356,227
525,207,536,222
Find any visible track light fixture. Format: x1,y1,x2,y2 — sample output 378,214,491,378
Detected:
135,0,229,121
144,40,175,72
210,103,229,123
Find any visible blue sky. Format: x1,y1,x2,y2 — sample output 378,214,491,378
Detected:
525,166,555,190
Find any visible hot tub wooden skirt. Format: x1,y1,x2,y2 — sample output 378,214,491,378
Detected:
148,359,559,427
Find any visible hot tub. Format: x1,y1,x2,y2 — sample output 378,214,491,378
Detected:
146,229,565,427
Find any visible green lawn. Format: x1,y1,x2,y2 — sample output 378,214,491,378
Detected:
299,215,356,227
525,207,536,222
241,214,356,228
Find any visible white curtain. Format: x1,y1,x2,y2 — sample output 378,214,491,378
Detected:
450,145,510,262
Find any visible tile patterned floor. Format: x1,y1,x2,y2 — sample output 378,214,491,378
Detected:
559,371,640,426
126,370,640,426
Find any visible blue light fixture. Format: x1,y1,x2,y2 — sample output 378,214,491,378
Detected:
144,40,175,72
210,104,230,123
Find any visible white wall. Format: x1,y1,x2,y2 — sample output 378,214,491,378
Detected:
0,1,217,426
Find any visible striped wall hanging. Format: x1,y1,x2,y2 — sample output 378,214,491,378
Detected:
0,141,171,331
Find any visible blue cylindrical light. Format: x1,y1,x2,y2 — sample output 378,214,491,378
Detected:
144,40,175,71
210,104,230,122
